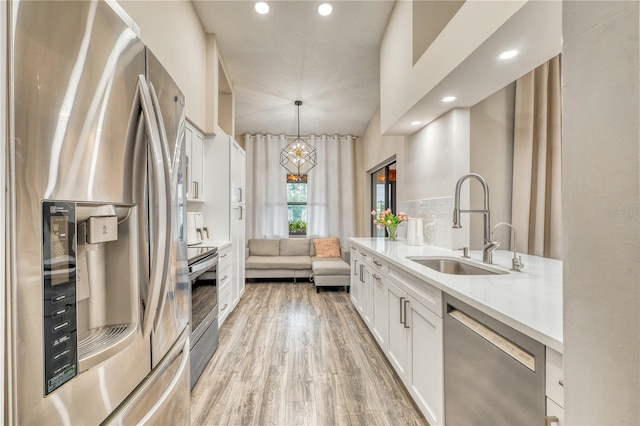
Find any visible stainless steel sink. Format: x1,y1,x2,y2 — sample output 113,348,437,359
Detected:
407,257,507,275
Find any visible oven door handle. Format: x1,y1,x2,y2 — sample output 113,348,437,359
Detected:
190,254,218,275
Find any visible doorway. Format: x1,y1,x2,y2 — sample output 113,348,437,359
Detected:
371,162,396,237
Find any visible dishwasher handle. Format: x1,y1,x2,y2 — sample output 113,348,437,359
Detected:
448,308,536,371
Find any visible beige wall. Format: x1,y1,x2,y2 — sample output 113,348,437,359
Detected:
404,109,469,201
118,0,207,130
562,1,639,423
469,83,515,250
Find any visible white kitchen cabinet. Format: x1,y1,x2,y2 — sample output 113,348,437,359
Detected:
371,272,389,351
406,294,444,425
546,397,564,425
349,242,444,426
217,245,232,325
185,122,204,202
230,202,245,306
387,280,410,379
350,247,360,295
230,142,245,204
546,347,564,423
352,248,374,325
203,134,246,317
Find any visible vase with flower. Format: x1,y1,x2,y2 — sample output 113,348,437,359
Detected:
371,208,408,241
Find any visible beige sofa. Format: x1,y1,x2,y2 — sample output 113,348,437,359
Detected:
245,238,350,292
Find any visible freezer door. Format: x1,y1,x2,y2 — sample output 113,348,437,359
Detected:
9,1,151,424
146,50,190,367
103,330,191,425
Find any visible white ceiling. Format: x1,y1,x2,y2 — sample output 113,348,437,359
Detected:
193,1,561,138
193,0,395,137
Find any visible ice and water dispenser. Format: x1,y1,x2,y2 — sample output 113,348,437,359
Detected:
42,201,140,395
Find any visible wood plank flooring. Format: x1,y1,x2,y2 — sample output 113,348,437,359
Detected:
191,282,428,426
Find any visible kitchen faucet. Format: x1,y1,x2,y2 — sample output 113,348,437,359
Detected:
452,173,498,264
491,222,524,272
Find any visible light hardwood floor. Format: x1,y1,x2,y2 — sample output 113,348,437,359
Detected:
191,282,428,426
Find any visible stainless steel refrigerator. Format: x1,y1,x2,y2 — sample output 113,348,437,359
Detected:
4,1,191,423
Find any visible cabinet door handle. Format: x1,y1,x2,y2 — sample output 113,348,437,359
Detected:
359,264,364,282
221,304,229,312
353,260,358,275
238,188,243,202
399,296,406,325
221,253,228,258
403,300,410,328
221,275,228,281
545,416,559,426
373,260,382,267
372,274,381,282
361,253,367,257
239,206,243,220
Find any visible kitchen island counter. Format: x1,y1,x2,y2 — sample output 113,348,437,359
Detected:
350,238,563,352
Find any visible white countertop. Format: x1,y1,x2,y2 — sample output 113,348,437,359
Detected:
350,238,563,352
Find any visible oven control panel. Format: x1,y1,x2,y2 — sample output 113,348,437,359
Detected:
42,201,78,395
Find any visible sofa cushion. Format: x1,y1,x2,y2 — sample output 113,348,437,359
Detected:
248,239,280,256
280,238,311,256
246,255,312,270
313,237,341,258
312,258,350,275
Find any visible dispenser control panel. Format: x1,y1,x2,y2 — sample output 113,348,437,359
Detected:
42,201,77,395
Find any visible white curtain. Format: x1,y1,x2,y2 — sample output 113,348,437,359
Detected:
245,134,288,239
307,135,356,246
512,55,563,259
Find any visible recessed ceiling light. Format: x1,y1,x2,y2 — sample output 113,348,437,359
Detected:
255,2,269,14
318,3,333,16
411,121,421,126
499,49,519,60
442,96,457,103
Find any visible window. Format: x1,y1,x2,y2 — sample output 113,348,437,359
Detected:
287,174,307,236
371,162,397,237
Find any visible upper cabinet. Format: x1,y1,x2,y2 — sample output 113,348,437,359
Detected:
205,34,234,137
186,121,205,202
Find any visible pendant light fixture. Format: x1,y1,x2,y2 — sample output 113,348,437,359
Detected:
280,100,317,176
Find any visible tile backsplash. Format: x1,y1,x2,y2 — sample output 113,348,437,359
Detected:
397,197,454,250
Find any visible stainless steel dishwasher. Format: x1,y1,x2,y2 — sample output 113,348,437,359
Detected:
444,294,545,425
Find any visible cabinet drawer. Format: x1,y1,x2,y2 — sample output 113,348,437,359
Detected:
370,254,387,274
546,397,564,425
218,263,231,286
545,347,564,407
358,248,372,265
218,249,232,270
388,265,442,317
218,282,232,323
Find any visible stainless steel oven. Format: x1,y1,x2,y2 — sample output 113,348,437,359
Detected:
187,246,219,388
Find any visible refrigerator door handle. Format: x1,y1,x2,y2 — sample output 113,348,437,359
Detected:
137,75,167,338
148,81,175,330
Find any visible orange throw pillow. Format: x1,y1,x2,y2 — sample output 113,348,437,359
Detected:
313,237,341,258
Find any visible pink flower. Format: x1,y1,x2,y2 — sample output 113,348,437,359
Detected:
371,210,377,216
386,219,392,225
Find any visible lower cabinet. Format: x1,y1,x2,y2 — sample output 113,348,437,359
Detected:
371,272,389,351
406,293,443,425
545,347,565,425
387,280,409,378
217,245,232,325
351,244,444,425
